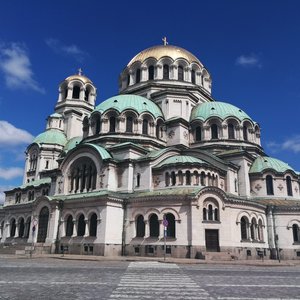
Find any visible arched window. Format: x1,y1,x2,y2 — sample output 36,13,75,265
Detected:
136,215,145,237
240,217,248,240
203,208,207,221
64,87,68,99
165,172,170,186
66,215,73,237
292,224,300,242
37,206,49,243
109,116,116,133
211,124,218,139
250,218,256,240
258,219,263,241
243,125,248,141
19,218,25,238
178,66,184,81
163,64,169,79
10,219,16,237
171,171,176,186
208,205,213,220
200,172,206,186
142,119,148,135
126,116,133,133
191,69,196,84
127,74,130,86
286,176,293,196
228,123,235,139
148,66,154,80
195,126,202,141
136,69,141,83
77,214,85,236
214,208,219,221
186,171,191,185
193,171,199,185
149,214,159,237
96,117,101,134
84,89,90,102
72,86,80,99
178,171,183,185
90,213,97,237
266,175,274,195
24,217,31,238
136,173,141,187
165,213,175,238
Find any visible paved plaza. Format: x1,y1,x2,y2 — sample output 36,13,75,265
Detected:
0,256,299,299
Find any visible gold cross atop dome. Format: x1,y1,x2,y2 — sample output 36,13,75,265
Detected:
162,37,168,46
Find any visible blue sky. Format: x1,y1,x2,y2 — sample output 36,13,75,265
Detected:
1,0,300,202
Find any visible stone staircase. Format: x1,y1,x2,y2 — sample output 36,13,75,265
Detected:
198,251,238,261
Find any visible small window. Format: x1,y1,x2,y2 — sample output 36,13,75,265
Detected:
136,173,141,187
89,213,97,237
163,64,169,80
243,125,248,141
126,116,133,133
228,123,235,139
127,74,130,86
195,126,202,141
136,69,141,83
148,66,154,80
109,116,116,133
293,224,299,242
178,66,184,81
136,215,145,237
211,124,218,139
72,86,80,99
286,176,293,196
77,214,85,236
142,119,148,135
266,175,274,195
45,160,49,169
191,69,196,84
171,171,176,186
241,217,248,240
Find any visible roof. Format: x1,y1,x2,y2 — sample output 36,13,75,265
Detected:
249,156,295,174
64,136,82,153
127,44,202,67
190,101,253,122
64,74,93,84
20,177,51,189
94,94,164,119
33,129,67,146
82,143,112,160
153,155,206,169
49,113,62,118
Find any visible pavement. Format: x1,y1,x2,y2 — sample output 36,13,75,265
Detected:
6,253,300,266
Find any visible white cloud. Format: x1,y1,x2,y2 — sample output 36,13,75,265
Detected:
0,43,45,93
45,38,87,62
236,54,262,68
267,135,300,154
0,120,34,147
0,167,23,180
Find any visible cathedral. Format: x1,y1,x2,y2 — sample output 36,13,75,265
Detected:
1,42,300,260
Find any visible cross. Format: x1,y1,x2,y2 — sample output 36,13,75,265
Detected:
162,36,168,46
78,68,83,75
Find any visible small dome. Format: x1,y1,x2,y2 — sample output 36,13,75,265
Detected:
249,156,294,174
127,45,202,67
64,74,93,85
33,129,67,146
64,136,82,153
94,94,164,119
190,101,252,122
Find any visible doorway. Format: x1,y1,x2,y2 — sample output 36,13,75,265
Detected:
205,229,220,252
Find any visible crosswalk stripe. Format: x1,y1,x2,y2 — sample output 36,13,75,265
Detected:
109,261,211,299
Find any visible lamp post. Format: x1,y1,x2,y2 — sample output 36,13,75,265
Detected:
163,215,168,261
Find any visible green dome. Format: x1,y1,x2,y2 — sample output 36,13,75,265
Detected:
94,95,164,119
64,136,82,153
34,129,67,146
249,156,294,174
154,155,205,169
190,101,252,122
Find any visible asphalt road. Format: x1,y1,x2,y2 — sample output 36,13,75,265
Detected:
0,257,299,299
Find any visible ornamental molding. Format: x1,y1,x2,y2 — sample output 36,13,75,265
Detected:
168,130,175,139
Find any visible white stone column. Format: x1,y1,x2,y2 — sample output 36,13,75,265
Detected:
141,66,147,82
159,220,164,239
144,220,149,237
72,220,77,237
84,219,89,237
156,64,162,79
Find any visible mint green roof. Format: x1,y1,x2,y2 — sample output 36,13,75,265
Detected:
33,129,67,146
20,177,51,189
190,101,253,122
249,156,295,174
154,155,205,169
64,136,82,153
94,95,164,119
82,143,112,160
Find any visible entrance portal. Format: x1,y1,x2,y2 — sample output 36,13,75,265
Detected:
205,229,220,252
37,206,49,243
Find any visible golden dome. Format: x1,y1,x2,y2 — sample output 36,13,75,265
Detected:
65,73,93,85
127,45,202,67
